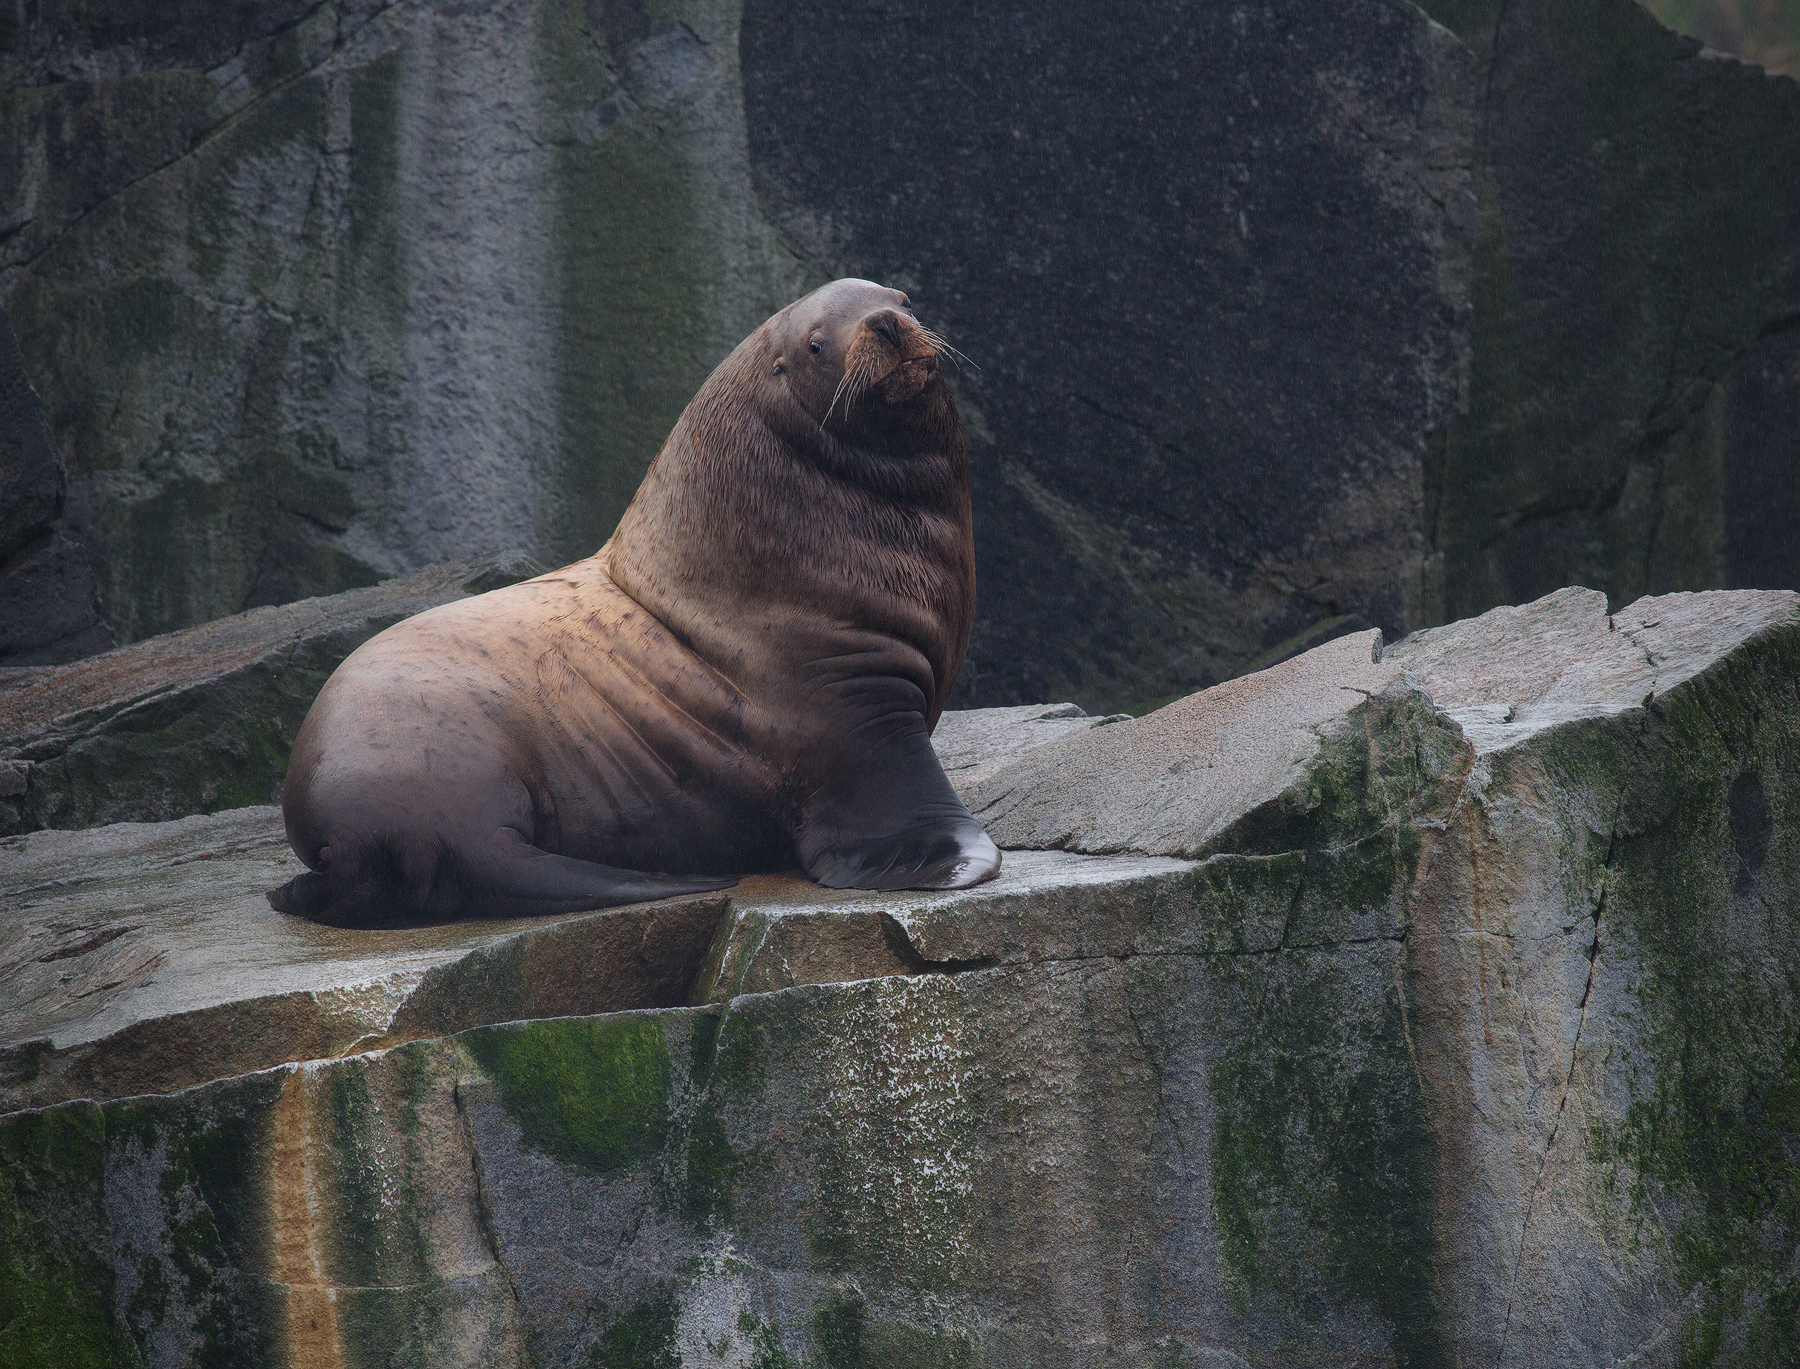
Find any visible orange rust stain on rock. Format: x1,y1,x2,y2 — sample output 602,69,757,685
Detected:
270,1066,347,1369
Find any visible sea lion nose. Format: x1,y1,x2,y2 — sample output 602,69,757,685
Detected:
868,309,904,349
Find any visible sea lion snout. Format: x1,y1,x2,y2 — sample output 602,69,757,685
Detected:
846,306,942,408
867,308,906,350
860,306,935,361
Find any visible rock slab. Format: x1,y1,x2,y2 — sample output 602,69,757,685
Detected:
2,586,1798,1367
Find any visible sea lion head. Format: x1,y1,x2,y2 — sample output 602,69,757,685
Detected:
768,278,952,430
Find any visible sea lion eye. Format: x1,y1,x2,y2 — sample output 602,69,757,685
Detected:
808,337,822,355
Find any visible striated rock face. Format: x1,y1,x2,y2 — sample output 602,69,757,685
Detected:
972,585,1800,1362
1415,0,1800,618
0,301,113,667
0,0,811,648
0,0,1473,709
0,551,542,837
1392,590,1800,1365
2,586,1796,1366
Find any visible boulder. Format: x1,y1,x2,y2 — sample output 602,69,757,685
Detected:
2,0,1474,711
1390,587,1800,1366
964,628,1420,858
0,551,543,837
2,586,1795,1366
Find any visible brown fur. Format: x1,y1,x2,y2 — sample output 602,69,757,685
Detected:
271,280,998,925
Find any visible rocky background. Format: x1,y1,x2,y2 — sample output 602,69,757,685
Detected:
1646,0,1800,76
4,6,1798,1363
1421,0,1800,622
0,0,1794,709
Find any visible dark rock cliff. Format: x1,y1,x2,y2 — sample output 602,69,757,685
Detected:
1,0,1794,711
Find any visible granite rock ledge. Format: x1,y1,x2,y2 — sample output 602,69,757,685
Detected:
0,551,546,837
2,587,1796,1368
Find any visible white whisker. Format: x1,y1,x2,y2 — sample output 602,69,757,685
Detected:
919,328,979,372
827,364,855,421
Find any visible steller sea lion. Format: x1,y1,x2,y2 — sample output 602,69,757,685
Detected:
269,279,1000,925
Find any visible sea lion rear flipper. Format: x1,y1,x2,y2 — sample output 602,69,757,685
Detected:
471,827,736,913
267,870,331,918
267,828,733,926
796,717,1001,892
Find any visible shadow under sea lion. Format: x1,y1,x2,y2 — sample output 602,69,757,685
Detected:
269,279,1000,926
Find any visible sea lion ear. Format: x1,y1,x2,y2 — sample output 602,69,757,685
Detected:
772,357,785,375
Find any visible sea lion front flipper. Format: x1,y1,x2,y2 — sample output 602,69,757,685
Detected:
796,719,1001,892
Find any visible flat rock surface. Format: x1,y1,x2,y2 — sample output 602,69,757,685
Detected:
0,801,1189,1113
0,552,541,748
930,701,1129,795
972,589,1800,857
967,629,1398,857
0,691,1175,1111
1386,584,1800,750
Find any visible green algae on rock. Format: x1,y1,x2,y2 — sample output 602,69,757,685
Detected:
465,1015,674,1174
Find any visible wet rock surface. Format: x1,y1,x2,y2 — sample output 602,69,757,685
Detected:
0,551,543,837
2,587,1796,1366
